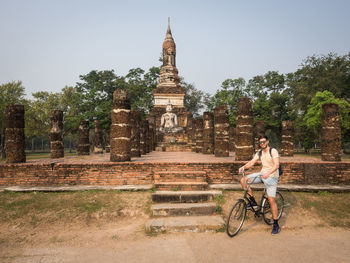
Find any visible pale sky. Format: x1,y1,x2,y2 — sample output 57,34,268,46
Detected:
1,0,349,98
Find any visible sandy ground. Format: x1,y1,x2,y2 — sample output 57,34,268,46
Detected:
1,216,350,263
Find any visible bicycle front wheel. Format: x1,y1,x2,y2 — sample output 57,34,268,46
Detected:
226,199,247,237
262,191,284,225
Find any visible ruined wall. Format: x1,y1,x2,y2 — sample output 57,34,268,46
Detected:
130,111,141,157
78,120,90,155
93,120,103,154
322,103,341,161
202,112,214,154
235,98,254,161
281,121,294,157
254,121,265,152
195,118,203,153
5,105,25,163
1,161,350,186
214,105,229,157
110,89,131,162
50,110,64,158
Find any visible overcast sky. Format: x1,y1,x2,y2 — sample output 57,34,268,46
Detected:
1,0,349,98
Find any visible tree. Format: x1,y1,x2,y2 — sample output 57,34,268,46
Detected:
181,79,210,117
0,81,27,157
304,90,350,144
206,78,247,124
287,53,350,115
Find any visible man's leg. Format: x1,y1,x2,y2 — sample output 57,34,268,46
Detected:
240,173,262,208
264,177,280,235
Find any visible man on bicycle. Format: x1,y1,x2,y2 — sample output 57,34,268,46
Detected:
238,134,281,235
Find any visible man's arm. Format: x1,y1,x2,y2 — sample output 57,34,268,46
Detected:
238,155,258,174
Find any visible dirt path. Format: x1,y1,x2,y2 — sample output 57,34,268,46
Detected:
1,221,350,263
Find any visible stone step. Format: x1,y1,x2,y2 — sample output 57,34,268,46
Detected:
152,190,222,203
154,171,207,182
154,182,208,191
145,215,225,233
151,202,217,216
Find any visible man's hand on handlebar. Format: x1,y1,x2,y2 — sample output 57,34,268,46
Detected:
238,166,245,174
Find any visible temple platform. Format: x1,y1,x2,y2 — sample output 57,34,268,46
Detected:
0,152,349,187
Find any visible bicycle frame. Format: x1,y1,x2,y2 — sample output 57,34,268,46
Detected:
241,170,268,217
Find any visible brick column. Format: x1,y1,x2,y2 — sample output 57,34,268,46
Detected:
78,120,90,155
50,110,64,158
195,118,203,153
229,127,235,152
105,130,110,153
5,105,26,163
110,89,131,162
322,103,341,161
130,110,141,157
93,120,103,153
140,120,148,155
214,105,229,157
254,120,265,152
235,98,254,161
148,122,154,153
281,121,294,157
203,112,214,154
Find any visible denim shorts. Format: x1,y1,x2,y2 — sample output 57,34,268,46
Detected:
247,172,279,198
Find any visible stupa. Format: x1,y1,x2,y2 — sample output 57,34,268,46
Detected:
149,18,191,150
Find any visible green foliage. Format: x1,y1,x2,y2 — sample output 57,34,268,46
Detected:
0,81,27,132
206,77,247,125
304,90,350,142
182,79,210,117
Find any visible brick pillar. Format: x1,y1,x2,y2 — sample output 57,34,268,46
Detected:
130,110,141,157
321,103,341,161
105,130,110,153
214,105,230,157
78,120,90,155
5,105,26,163
203,112,214,154
50,110,64,158
195,118,203,153
254,121,265,151
235,98,254,161
140,120,148,155
110,89,131,162
229,127,235,152
93,120,103,153
281,121,294,157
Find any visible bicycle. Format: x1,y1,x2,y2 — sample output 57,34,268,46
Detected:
226,170,284,237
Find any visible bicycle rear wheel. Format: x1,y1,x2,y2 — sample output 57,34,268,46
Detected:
262,191,284,225
226,199,247,237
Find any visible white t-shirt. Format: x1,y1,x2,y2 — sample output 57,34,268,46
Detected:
252,148,279,178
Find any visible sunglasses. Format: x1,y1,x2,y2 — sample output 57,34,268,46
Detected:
259,140,267,144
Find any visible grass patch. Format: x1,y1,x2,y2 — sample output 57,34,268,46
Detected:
0,190,151,227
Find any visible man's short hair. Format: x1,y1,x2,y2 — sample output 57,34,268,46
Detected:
258,134,269,141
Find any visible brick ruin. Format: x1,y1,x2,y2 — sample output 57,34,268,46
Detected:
50,110,64,158
93,120,103,154
202,112,214,154
130,110,141,157
110,89,131,162
5,105,26,163
235,98,254,161
78,120,90,155
281,120,294,157
195,118,204,153
254,120,265,152
229,127,235,152
322,103,342,161
140,120,148,155
214,105,229,157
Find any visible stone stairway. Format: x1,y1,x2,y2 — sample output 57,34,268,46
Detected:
145,170,225,233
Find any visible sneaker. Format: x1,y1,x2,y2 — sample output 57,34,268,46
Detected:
246,200,258,210
271,223,280,235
